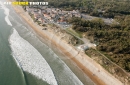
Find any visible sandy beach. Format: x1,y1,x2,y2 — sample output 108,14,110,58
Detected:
11,4,124,85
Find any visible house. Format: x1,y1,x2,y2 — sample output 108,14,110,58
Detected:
38,17,45,24
59,16,65,22
33,12,40,19
73,13,81,18
46,8,52,13
34,10,41,19
77,45,89,51
62,10,68,14
43,13,53,22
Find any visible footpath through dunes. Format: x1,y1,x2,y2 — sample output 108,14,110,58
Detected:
9,29,58,85
11,4,124,85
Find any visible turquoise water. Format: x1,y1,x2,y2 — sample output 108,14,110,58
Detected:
0,0,95,85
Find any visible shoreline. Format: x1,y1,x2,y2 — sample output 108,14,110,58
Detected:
11,5,124,85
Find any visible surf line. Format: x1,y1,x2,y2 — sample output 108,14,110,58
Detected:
0,1,12,26
9,28,58,85
11,52,27,85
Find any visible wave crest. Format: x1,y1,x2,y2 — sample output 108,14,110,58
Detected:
9,29,58,85
0,1,12,26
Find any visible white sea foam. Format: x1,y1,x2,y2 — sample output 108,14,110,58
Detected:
0,1,12,26
9,29,58,85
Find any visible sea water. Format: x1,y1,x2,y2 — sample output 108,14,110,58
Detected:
0,1,26,85
0,0,95,85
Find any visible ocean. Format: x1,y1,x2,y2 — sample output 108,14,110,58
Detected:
0,0,95,85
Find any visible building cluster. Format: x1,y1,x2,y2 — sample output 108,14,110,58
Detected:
26,6,81,28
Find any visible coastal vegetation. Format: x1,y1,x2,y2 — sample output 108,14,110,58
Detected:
24,0,130,18
41,0,130,18
21,0,130,73
48,24,84,46
66,28,83,38
68,16,130,72
37,0,130,72
11,0,129,84
22,0,130,72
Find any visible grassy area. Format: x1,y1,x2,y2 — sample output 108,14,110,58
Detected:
85,48,95,57
98,51,113,61
85,48,129,83
29,14,36,22
66,28,83,38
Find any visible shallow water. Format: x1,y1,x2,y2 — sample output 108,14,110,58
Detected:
0,2,26,85
0,0,95,85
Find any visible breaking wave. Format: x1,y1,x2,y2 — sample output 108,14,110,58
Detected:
9,28,58,85
0,1,12,26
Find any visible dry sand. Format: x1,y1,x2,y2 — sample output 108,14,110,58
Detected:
11,5,124,85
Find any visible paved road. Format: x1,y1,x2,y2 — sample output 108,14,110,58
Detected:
81,14,118,25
